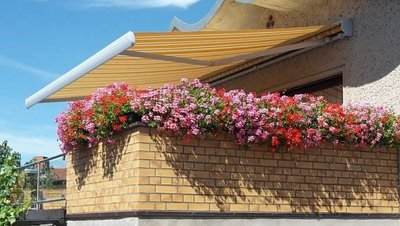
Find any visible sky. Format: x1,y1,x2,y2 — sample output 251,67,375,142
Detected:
0,0,215,165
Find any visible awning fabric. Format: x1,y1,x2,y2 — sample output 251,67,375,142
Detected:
25,19,352,108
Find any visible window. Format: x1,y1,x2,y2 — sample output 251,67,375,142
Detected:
283,75,343,104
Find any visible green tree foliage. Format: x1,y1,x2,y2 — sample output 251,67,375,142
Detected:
24,157,60,190
0,141,29,225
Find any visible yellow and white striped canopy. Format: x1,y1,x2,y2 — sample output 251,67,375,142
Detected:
25,20,351,108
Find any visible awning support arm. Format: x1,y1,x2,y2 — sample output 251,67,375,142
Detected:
120,50,211,66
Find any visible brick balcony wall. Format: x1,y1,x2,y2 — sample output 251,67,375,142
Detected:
42,188,66,209
66,126,399,215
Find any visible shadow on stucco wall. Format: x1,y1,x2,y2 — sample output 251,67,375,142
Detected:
71,132,130,189
151,133,398,212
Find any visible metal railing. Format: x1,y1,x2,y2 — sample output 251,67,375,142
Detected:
17,153,66,210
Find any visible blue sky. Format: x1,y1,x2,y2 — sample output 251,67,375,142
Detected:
0,0,215,164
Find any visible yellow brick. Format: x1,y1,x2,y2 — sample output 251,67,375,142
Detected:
295,162,312,169
138,151,155,159
139,176,150,184
138,185,155,193
183,195,194,202
249,205,260,212
137,202,155,210
161,194,172,202
220,141,237,149
346,206,364,213
138,160,150,168
149,160,162,168
229,204,249,211
138,194,149,202
155,203,167,210
156,186,177,194
149,177,161,184
120,161,132,169
177,186,197,194
149,194,161,202
199,140,219,147
161,178,172,185
189,203,209,211
156,169,177,177
172,194,184,202
278,204,295,212
167,203,188,211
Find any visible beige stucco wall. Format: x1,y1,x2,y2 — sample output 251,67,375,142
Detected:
215,0,400,112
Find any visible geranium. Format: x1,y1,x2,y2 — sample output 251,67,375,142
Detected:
56,83,136,153
90,83,135,138
56,79,400,153
343,104,399,147
135,78,224,139
220,90,272,145
56,100,90,153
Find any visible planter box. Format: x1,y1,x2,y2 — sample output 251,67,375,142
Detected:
66,126,399,216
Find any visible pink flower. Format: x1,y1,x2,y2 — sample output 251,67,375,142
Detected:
56,79,400,154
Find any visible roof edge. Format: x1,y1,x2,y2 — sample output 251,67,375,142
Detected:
168,0,225,31
25,31,135,109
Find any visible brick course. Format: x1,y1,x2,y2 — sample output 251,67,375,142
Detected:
66,126,399,215
42,188,66,209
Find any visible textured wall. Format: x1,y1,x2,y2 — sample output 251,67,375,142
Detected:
215,0,400,112
66,126,399,215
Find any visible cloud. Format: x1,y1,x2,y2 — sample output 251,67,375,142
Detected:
0,131,60,163
86,0,200,9
0,119,65,166
0,55,56,80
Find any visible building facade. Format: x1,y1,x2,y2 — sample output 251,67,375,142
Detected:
25,0,400,225
171,0,400,112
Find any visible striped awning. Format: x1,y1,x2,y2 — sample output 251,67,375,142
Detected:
25,19,352,108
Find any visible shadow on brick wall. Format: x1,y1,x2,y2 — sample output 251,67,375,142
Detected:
151,132,399,213
71,132,131,189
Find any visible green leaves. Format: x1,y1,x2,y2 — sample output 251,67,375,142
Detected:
0,141,29,226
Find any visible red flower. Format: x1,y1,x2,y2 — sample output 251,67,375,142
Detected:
114,108,121,115
222,106,232,115
217,88,226,97
222,96,232,103
283,96,297,107
271,136,279,146
112,124,122,131
276,127,286,135
381,116,390,124
286,128,302,145
87,109,94,118
329,126,340,135
286,113,302,124
352,126,362,134
119,115,128,123
324,103,344,118
102,103,109,110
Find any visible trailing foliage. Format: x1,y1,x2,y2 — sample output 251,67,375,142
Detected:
0,141,29,226
56,79,400,153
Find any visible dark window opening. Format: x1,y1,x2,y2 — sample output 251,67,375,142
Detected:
283,74,343,104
